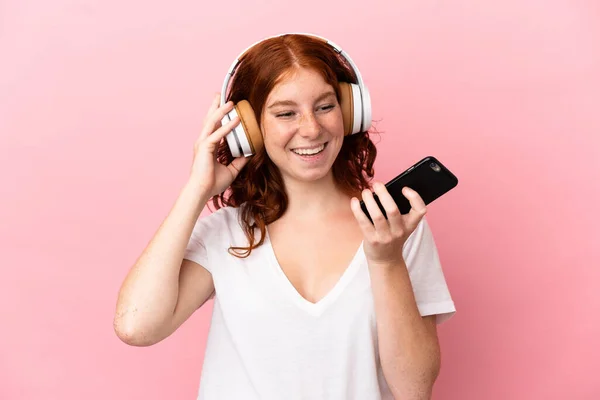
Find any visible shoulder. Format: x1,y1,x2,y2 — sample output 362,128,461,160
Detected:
404,216,435,250
197,205,240,226
402,216,456,323
186,206,244,262
402,216,440,270
184,206,244,273
191,205,243,238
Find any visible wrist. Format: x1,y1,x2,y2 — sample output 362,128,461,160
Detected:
181,179,213,213
368,258,407,273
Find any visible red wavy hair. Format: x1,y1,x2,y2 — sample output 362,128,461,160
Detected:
210,34,378,257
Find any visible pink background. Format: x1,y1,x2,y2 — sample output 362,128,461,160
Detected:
1,1,599,399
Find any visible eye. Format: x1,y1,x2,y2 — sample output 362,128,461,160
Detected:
319,104,335,112
275,111,295,118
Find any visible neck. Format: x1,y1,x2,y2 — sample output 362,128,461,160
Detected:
280,172,352,220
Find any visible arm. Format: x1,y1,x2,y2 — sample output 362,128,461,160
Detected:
113,93,248,347
351,183,453,399
113,180,214,347
369,261,441,400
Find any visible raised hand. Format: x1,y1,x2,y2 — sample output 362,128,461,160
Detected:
190,93,250,198
351,182,427,267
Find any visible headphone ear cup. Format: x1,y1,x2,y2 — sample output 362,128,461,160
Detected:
338,82,354,136
235,100,263,155
361,85,372,132
339,82,367,135
223,100,263,157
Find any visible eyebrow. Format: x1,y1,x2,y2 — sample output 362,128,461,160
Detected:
267,91,337,109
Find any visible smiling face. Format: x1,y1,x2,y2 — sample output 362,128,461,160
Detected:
260,67,345,185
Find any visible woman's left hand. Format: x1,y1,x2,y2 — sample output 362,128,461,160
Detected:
350,182,427,267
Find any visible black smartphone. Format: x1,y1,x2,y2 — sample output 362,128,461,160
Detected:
360,156,458,222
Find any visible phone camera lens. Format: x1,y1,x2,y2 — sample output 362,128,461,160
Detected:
430,162,441,172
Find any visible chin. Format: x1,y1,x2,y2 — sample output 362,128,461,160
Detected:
290,168,333,183
284,161,338,185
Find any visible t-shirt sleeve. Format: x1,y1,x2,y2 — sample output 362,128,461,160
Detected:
402,216,456,324
183,208,224,273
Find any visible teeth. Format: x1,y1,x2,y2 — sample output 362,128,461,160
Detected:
292,144,325,155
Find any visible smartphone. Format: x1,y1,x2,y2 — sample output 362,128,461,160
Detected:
360,156,458,222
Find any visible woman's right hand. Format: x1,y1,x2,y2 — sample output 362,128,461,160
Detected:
189,93,251,198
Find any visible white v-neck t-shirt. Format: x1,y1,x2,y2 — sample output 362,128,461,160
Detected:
183,206,456,400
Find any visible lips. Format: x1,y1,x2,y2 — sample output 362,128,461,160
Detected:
291,142,327,155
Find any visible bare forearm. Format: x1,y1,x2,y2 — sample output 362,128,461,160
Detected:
114,180,210,339
369,261,441,399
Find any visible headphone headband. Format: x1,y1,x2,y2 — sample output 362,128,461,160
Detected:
220,32,366,107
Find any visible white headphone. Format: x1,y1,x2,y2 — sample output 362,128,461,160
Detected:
220,32,372,158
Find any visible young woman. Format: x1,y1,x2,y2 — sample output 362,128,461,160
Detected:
114,33,456,400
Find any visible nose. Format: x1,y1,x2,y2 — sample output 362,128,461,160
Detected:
297,112,321,139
